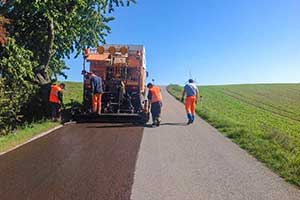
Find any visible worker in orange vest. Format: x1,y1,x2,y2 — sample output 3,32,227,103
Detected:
147,83,163,127
49,83,65,121
89,72,103,115
181,79,199,125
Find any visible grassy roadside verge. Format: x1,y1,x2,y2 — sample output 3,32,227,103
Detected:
0,82,83,154
167,84,300,186
0,121,60,153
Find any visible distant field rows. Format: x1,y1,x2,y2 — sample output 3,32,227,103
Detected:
216,85,300,122
167,84,300,186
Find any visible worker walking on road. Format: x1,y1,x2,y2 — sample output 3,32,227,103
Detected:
90,71,103,115
147,83,163,127
181,79,199,125
49,83,65,122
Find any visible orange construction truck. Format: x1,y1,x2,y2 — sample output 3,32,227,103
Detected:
80,44,149,123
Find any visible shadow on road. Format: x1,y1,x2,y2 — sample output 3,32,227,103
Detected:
86,122,187,129
160,122,187,126
86,124,144,129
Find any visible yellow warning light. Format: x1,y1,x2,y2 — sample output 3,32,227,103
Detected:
97,46,105,54
108,46,116,54
120,46,128,55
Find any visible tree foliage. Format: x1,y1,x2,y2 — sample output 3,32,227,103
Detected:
0,39,38,134
0,0,135,134
1,0,135,84
0,15,8,45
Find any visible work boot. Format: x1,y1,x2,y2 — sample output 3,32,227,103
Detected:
152,122,156,127
187,119,193,125
156,119,161,127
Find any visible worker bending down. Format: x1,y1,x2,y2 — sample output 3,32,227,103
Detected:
49,83,65,122
181,79,199,125
90,71,103,115
147,83,163,127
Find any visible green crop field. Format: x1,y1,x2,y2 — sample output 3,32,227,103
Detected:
168,84,300,186
60,81,83,106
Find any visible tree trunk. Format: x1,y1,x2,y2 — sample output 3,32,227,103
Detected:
35,18,54,85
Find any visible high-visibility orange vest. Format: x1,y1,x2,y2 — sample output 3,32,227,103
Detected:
49,85,62,104
149,86,162,103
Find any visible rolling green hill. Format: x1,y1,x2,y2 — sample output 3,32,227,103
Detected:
61,81,83,106
168,84,300,186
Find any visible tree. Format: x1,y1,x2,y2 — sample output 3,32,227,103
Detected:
0,39,38,134
0,0,136,85
0,15,8,45
0,0,135,134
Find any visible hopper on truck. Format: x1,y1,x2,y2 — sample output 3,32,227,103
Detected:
74,44,150,123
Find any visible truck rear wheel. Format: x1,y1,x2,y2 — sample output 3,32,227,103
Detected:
138,112,150,124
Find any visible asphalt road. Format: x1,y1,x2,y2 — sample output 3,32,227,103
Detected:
0,87,300,200
0,123,144,200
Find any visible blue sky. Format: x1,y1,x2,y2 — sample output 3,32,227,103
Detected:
64,0,300,85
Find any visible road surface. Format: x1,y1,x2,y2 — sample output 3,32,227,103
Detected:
0,87,299,200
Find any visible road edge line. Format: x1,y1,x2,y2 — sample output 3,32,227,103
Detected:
0,124,63,156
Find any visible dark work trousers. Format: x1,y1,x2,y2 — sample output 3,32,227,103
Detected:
50,102,61,119
151,101,162,122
